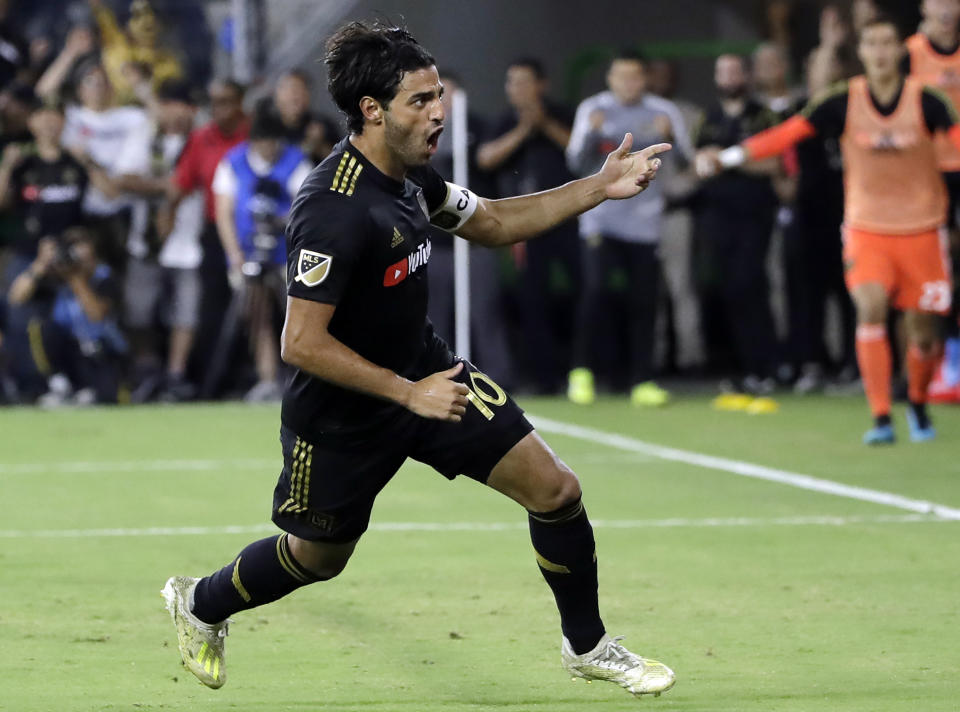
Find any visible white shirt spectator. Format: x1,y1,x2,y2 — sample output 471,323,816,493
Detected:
62,104,149,216
113,121,204,269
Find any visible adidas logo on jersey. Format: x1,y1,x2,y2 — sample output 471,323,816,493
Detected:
391,226,405,248
383,239,431,287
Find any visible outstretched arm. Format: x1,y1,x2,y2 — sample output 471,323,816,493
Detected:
696,114,819,177
459,134,670,247
697,83,847,177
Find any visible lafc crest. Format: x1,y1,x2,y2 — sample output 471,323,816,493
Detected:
295,250,332,287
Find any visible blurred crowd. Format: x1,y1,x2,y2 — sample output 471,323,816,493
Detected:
0,0,957,408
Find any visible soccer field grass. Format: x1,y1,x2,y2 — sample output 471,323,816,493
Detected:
2,395,959,711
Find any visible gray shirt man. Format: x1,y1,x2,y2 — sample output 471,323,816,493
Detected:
567,91,693,244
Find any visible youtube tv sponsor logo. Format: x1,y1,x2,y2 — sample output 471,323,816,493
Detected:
383,240,431,287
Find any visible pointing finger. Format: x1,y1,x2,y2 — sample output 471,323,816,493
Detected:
616,133,634,156
637,142,672,160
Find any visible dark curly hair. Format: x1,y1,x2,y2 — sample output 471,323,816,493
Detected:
324,21,435,134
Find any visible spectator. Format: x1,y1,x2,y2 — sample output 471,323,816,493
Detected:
88,0,183,106
7,229,126,405
164,78,248,388
477,57,579,394
0,96,91,400
694,54,782,397
806,4,860,94
0,0,28,89
853,0,881,32
212,105,310,401
753,42,804,118
788,7,859,394
566,49,693,407
425,70,513,389
113,78,202,402
34,24,97,103
259,68,341,165
0,82,48,285
60,60,150,269
751,40,801,386
0,81,37,152
0,97,88,273
645,58,707,374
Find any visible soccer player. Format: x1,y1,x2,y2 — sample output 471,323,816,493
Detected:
907,0,960,402
162,21,675,698
908,0,960,184
697,14,959,444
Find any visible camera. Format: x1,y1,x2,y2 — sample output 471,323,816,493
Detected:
51,230,86,271
241,177,287,280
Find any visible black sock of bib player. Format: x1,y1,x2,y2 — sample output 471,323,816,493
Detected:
191,534,319,624
528,498,605,655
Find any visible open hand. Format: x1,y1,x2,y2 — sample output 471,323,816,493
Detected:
406,362,469,422
599,133,671,200
64,26,95,58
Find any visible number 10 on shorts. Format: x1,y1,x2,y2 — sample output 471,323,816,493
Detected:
465,371,507,420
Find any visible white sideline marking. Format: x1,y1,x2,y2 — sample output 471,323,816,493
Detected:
530,415,960,521
0,452,655,476
0,458,276,475
0,513,953,539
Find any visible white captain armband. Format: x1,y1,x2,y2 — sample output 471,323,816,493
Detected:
429,182,478,233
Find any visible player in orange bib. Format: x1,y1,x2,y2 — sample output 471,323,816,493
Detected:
907,0,960,402
698,14,959,444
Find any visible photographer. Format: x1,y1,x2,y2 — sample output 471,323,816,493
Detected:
212,106,310,401
8,230,127,405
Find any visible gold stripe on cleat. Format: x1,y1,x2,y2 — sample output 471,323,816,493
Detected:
213,657,220,680
197,641,209,666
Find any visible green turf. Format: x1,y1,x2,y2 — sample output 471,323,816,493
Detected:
1,394,959,711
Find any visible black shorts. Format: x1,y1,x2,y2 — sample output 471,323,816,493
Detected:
271,360,533,543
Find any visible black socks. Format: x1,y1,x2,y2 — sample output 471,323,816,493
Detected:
908,401,931,430
191,534,319,624
528,498,605,655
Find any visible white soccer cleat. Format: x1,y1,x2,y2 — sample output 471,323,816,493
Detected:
562,634,676,697
161,576,229,689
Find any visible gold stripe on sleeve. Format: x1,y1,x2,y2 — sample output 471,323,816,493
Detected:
330,152,351,191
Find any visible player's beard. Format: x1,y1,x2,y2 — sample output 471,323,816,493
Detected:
383,113,430,168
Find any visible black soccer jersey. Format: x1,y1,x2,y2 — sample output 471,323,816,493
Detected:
9,151,88,257
281,137,477,443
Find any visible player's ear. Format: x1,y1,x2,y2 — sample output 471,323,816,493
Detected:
359,96,383,125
